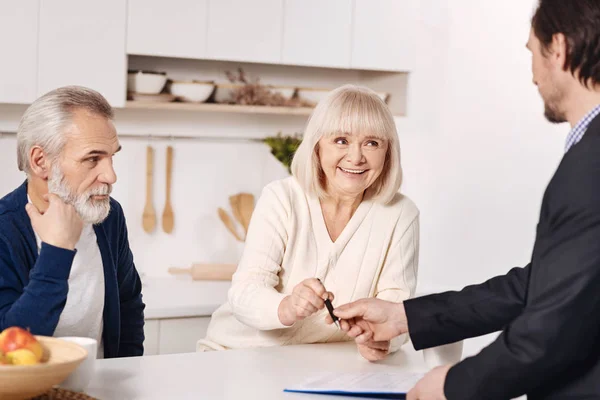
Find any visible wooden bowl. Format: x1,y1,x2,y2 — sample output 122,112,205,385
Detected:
0,336,87,400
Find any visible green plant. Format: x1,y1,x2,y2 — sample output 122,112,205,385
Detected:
263,133,303,174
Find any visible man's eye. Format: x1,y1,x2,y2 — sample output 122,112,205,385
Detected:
87,157,99,163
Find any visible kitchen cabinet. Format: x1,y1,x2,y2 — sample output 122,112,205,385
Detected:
0,0,39,104
282,0,352,68
127,0,208,59
143,320,160,356
351,0,416,71
207,0,283,64
38,0,127,106
143,317,210,355
159,317,210,354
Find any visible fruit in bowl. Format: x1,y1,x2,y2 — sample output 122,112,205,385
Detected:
0,327,44,365
0,332,87,399
0,350,9,365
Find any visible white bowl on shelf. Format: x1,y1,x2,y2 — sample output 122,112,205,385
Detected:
375,91,390,104
297,87,331,106
214,83,243,103
128,92,176,103
170,81,215,103
127,70,167,95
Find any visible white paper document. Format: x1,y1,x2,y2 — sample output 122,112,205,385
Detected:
284,371,424,398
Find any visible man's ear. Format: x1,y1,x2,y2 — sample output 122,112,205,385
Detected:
550,33,568,71
29,146,50,180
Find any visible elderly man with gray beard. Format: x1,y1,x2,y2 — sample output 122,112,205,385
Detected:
0,86,145,358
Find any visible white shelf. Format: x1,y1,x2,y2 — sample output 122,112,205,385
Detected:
124,101,314,116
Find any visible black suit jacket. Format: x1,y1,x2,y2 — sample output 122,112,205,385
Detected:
404,113,600,400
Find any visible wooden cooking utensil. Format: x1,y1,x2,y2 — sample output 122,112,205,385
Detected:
218,207,244,242
229,194,243,233
162,145,175,233
168,263,238,281
142,146,156,233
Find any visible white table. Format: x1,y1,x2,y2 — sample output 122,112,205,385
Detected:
86,342,435,399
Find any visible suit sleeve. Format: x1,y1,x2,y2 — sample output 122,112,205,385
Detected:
442,164,600,399
404,264,530,350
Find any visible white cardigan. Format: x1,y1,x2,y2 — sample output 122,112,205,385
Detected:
198,177,419,351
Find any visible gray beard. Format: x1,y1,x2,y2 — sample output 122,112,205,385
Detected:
47,166,112,225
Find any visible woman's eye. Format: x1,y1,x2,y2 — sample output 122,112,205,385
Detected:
334,138,348,145
366,141,379,147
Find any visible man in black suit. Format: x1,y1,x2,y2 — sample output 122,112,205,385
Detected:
329,1,600,399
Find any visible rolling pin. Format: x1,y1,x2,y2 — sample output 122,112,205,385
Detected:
168,263,237,281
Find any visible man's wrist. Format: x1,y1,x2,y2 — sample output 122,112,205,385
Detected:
35,243,76,280
398,302,409,334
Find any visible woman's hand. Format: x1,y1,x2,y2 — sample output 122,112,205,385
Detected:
357,340,390,361
278,278,334,326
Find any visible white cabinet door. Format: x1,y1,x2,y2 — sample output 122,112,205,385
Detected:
282,0,352,68
351,0,416,71
38,0,127,107
127,0,208,59
0,0,39,104
207,0,283,64
158,317,210,355
143,320,160,356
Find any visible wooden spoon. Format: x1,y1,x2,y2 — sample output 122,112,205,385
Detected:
142,146,156,233
162,146,175,233
218,207,244,242
229,194,244,235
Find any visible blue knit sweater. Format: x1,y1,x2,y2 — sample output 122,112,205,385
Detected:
0,181,145,358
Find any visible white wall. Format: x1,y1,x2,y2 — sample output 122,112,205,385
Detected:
0,0,571,305
403,0,567,293
397,0,568,360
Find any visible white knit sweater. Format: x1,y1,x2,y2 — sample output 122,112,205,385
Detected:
198,177,419,351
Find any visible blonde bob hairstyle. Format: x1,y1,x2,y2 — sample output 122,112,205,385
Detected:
291,84,402,204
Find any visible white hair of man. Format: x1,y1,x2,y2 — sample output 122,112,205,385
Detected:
17,85,114,173
17,86,114,224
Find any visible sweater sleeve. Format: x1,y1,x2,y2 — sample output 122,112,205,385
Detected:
227,184,291,331
374,209,420,352
113,202,145,357
0,236,75,335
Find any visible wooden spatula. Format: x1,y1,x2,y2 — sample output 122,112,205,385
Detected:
142,146,156,233
162,146,174,233
218,207,244,242
229,194,243,232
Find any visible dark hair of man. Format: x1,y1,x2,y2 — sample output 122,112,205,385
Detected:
532,0,600,87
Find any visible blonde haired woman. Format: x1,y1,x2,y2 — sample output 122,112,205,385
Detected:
197,84,419,361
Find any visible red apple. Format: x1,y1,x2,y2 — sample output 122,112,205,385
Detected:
0,327,43,362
